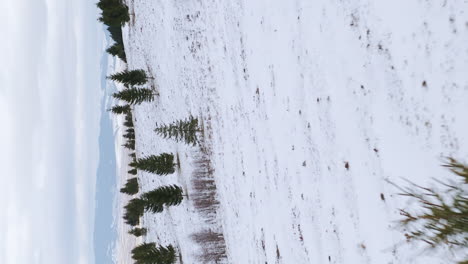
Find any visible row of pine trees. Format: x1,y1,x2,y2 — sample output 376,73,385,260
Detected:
115,112,201,264
97,1,186,263
97,0,129,61
109,70,182,263
98,1,205,262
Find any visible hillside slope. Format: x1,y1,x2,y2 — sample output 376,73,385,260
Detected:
115,1,468,263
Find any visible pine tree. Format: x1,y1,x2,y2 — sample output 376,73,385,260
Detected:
128,168,137,175
124,112,134,126
155,116,200,146
108,69,149,86
97,1,130,26
120,178,139,195
113,87,155,105
131,243,155,259
130,153,176,175
396,158,468,263
109,104,131,114
123,133,135,140
129,227,147,237
124,119,134,128
123,140,135,150
131,243,176,264
141,185,184,213
123,198,145,226
106,43,127,62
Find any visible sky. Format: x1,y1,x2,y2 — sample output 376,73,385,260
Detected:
0,0,107,263
93,53,118,264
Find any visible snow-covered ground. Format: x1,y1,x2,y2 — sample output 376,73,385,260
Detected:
114,0,468,263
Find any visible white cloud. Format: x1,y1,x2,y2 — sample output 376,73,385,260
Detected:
0,0,104,263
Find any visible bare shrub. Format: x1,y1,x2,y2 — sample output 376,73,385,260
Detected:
189,123,228,263
191,135,220,224
191,230,227,263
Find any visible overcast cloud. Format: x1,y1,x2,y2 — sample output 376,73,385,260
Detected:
0,0,105,263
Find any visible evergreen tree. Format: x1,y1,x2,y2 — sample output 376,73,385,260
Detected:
123,132,135,139
131,243,176,264
120,177,139,195
123,198,145,226
125,132,135,142
155,116,200,146
113,87,155,105
141,185,184,213
129,227,147,237
96,0,128,61
106,43,127,62
123,140,135,150
128,168,137,175
109,104,131,114
396,158,468,263
124,112,134,124
130,153,175,175
106,25,124,44
108,69,149,86
124,120,134,128
131,243,157,261
124,121,134,128
97,0,130,26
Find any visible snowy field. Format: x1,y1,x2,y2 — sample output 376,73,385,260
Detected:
114,0,468,263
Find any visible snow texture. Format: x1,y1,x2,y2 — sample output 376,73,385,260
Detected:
114,1,468,263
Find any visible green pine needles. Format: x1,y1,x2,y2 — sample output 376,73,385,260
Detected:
123,198,145,226
109,69,150,86
131,243,176,264
106,43,127,62
123,140,135,150
129,227,147,237
397,158,468,263
130,153,176,175
113,87,155,105
109,104,131,114
123,112,134,127
155,116,200,146
123,185,184,226
120,177,139,195
142,185,184,213
97,0,130,26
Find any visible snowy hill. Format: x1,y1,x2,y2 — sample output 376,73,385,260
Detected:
114,1,468,263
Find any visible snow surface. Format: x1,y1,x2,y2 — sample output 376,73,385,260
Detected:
114,0,468,263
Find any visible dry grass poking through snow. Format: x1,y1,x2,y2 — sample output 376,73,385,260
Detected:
191,147,219,224
189,125,228,263
191,230,227,263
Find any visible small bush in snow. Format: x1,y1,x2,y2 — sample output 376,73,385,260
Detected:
396,158,468,263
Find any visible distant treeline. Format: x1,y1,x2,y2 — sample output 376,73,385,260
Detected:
96,0,129,62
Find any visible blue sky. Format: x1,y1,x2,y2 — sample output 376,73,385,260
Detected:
0,0,108,263
93,51,118,264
